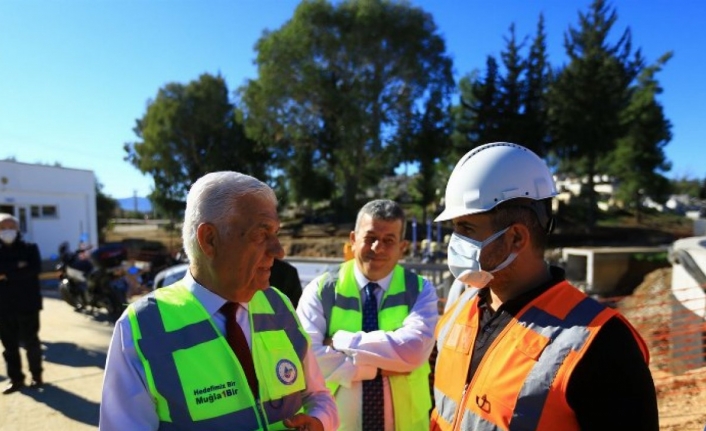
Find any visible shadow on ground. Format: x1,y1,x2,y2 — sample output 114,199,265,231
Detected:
42,288,119,325
42,341,107,369
21,383,100,427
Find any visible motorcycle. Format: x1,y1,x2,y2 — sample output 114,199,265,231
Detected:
57,242,129,322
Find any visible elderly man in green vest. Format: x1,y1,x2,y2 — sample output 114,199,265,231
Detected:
297,199,439,431
99,171,339,431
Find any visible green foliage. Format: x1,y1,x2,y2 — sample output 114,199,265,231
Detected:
611,52,673,220
95,181,118,243
522,14,553,158
671,176,704,198
453,14,552,159
460,55,503,146
120,0,676,228
240,0,454,213
631,251,668,263
124,73,271,218
547,0,645,228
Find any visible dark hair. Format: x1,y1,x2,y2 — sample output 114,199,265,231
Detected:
355,199,406,238
489,198,552,255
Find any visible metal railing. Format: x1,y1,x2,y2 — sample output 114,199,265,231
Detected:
284,257,453,298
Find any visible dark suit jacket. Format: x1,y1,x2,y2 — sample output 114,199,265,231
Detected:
269,259,302,308
0,239,42,314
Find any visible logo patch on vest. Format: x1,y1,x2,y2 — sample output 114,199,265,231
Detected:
276,359,297,385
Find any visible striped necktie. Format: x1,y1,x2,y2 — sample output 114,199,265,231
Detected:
362,282,384,430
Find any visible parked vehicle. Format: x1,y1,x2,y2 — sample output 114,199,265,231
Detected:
152,262,189,289
57,242,129,322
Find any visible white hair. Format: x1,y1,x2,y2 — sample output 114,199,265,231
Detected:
181,171,276,264
0,213,19,225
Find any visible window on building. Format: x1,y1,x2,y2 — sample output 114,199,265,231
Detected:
30,205,58,219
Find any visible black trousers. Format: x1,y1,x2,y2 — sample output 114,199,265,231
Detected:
0,312,43,383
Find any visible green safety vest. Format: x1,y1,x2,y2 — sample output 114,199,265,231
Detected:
318,260,432,431
128,282,309,431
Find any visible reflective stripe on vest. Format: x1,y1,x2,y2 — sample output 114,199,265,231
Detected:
318,260,431,431
128,283,308,431
431,281,647,431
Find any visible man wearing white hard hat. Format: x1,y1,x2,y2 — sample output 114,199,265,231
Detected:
429,143,658,431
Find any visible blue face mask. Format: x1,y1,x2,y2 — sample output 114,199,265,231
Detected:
446,228,517,288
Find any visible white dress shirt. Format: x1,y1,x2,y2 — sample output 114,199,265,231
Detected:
99,271,339,431
296,264,439,431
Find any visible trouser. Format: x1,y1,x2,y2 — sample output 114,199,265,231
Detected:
0,312,43,383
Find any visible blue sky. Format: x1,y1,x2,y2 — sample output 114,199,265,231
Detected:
1,0,704,199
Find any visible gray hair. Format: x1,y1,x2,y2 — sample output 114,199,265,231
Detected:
182,171,277,264
355,199,406,238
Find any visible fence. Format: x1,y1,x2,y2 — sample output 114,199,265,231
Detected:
613,268,706,430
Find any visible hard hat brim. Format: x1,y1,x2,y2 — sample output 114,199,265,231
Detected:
434,206,486,223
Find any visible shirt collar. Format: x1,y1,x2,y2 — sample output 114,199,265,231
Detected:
182,270,250,317
353,262,394,292
477,265,566,314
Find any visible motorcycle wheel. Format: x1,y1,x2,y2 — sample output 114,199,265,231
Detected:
59,282,85,311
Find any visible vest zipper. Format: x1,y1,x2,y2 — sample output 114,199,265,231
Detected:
452,382,470,431
451,301,516,430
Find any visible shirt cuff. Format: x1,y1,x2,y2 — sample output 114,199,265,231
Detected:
331,330,357,351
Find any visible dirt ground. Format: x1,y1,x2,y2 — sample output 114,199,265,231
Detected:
105,224,353,259
619,268,706,431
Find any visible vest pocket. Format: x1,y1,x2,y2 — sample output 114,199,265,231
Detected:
254,330,306,401
514,328,550,361
445,322,474,354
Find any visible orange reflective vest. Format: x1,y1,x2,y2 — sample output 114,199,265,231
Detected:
430,281,649,431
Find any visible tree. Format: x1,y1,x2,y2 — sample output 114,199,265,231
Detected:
611,52,673,222
460,56,504,146
404,88,453,221
521,14,553,158
671,176,702,198
547,0,644,229
496,24,526,144
125,73,271,217
240,0,454,214
95,182,118,243
453,16,552,158
449,71,479,156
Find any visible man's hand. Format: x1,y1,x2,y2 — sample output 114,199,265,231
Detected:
0,274,6,281
283,413,324,431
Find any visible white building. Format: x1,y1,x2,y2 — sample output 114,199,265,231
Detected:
0,160,98,260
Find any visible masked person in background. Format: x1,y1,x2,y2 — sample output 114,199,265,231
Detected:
430,143,659,431
0,213,43,394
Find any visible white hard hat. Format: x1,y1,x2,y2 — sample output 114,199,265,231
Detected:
435,142,557,222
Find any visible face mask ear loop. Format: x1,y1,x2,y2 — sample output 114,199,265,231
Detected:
480,227,510,248
490,252,517,274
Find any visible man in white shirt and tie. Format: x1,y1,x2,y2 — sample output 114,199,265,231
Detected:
297,199,439,431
